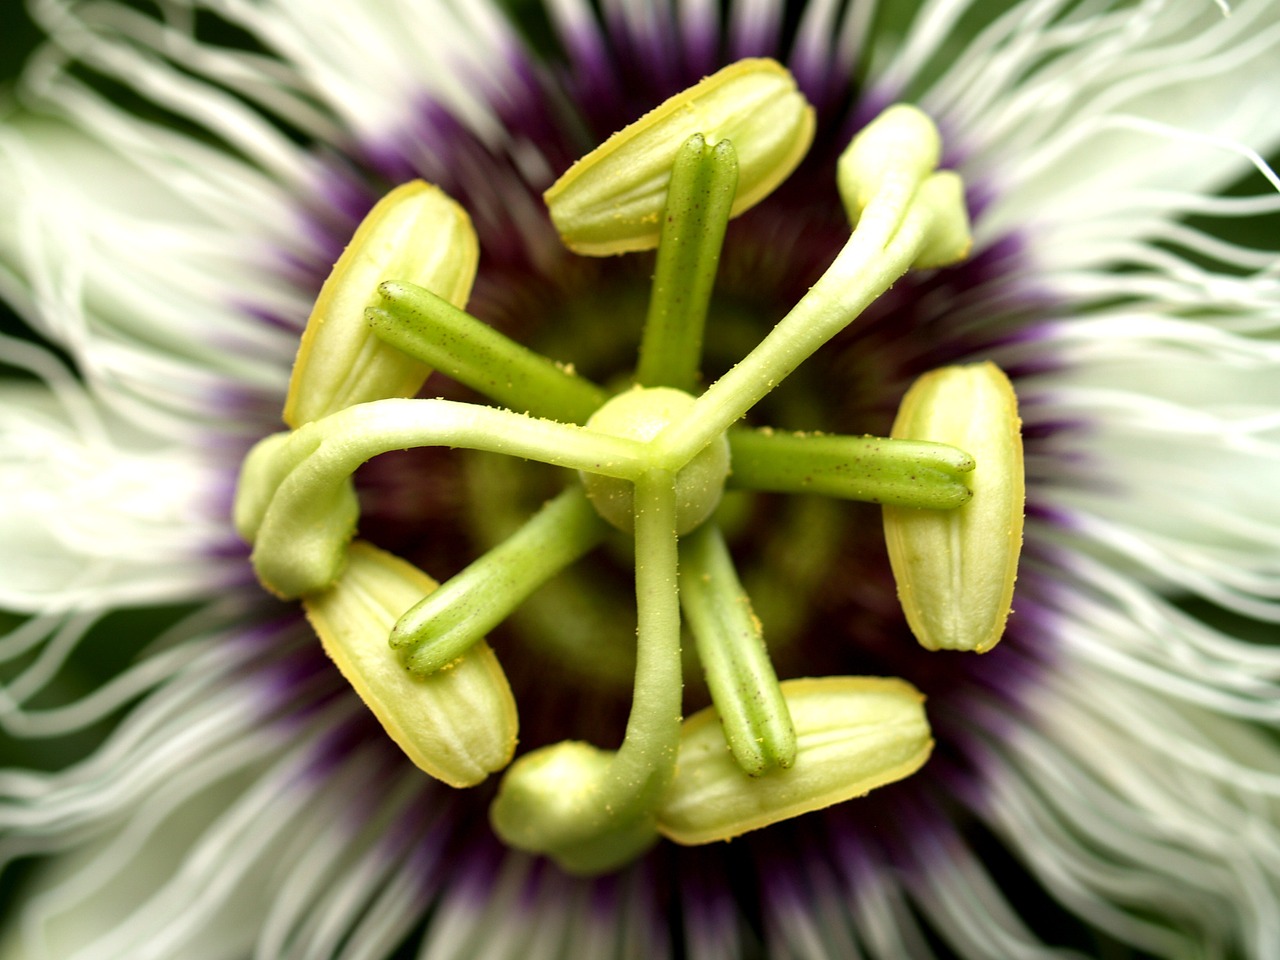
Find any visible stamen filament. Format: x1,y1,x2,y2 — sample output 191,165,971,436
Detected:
636,135,739,392
680,523,796,776
369,281,609,423
391,487,609,674
464,454,638,684
727,429,974,508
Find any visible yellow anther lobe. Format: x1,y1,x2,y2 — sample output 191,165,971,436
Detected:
882,362,1025,653
658,677,933,845
303,541,517,786
285,181,478,427
545,59,814,255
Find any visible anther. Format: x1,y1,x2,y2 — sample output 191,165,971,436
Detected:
882,362,1025,652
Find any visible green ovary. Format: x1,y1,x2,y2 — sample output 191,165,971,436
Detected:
579,386,731,535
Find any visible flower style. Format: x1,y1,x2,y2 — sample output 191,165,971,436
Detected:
3,1,1280,958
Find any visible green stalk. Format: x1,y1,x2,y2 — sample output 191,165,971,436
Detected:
680,523,796,775
612,468,685,800
636,135,739,392
370,281,608,423
393,487,609,674
727,429,974,508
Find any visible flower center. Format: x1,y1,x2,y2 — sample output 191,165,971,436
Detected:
579,386,731,535
232,60,1025,875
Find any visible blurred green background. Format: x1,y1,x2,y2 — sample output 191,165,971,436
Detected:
1,3,39,79
2,1,41,347
0,0,41,927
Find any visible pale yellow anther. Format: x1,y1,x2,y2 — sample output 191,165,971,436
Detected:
882,362,1025,653
284,180,478,427
303,541,518,786
544,59,815,256
657,676,933,845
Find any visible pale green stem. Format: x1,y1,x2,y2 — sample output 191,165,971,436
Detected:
651,194,935,469
727,429,974,508
610,468,684,802
369,281,609,423
392,487,609,674
636,135,739,391
680,522,796,775
279,397,648,483
247,398,650,597
491,469,683,874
